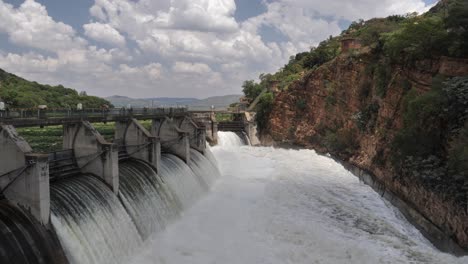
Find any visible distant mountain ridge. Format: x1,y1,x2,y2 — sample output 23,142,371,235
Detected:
105,94,241,110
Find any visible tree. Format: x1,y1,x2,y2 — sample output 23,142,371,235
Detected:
383,16,449,63
242,80,263,100
255,92,275,131
444,0,468,57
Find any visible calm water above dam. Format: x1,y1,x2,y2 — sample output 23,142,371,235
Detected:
129,132,467,264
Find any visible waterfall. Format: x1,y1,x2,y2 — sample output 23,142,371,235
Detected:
50,175,142,264
0,201,64,264
217,131,246,147
189,149,220,190
204,145,220,170
119,159,179,239
158,154,206,209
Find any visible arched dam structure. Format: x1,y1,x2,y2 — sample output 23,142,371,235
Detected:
0,108,223,264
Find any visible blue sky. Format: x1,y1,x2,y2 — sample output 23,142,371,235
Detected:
0,0,438,98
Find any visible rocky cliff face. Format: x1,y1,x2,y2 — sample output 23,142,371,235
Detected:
264,49,468,250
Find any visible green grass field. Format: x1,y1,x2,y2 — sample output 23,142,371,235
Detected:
16,120,153,153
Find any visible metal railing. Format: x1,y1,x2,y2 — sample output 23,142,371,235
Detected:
0,107,188,122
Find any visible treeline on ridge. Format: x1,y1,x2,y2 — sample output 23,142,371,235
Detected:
0,68,112,109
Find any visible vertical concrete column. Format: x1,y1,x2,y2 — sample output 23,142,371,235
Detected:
244,112,260,146
0,125,50,225
197,128,207,151
115,118,161,172
152,117,190,163
210,112,218,145
212,121,218,144
63,121,119,194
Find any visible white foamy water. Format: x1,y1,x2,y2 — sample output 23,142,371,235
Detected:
217,131,245,147
129,132,467,264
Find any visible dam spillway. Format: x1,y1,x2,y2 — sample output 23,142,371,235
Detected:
0,110,224,263
50,175,142,264
48,149,220,264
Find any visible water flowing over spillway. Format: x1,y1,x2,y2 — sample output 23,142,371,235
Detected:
129,132,468,264
50,175,142,264
119,159,179,239
49,148,220,264
217,131,245,147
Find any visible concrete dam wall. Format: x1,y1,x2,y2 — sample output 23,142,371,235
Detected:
0,114,221,264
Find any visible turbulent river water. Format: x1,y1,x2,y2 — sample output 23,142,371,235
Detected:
129,132,467,264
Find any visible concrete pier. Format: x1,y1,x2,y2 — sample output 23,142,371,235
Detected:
63,121,119,194
179,117,206,154
152,117,190,163
191,112,218,145
0,125,50,225
115,118,161,172
243,112,260,146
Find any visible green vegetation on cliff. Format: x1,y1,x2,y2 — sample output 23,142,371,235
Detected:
244,0,468,207
0,68,112,108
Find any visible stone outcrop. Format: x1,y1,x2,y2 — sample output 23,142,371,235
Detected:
264,52,468,252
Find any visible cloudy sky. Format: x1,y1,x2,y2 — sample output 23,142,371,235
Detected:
0,0,437,98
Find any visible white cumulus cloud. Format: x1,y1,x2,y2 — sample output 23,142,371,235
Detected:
173,62,212,74
0,0,437,98
84,22,126,47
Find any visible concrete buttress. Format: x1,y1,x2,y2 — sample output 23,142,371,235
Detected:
115,118,161,172
63,121,119,194
152,117,190,163
0,125,50,225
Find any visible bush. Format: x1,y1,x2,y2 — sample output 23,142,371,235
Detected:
444,0,468,57
324,128,359,154
383,16,449,64
296,99,307,110
374,62,392,97
302,38,340,69
448,122,468,181
443,77,468,130
392,76,468,170
353,102,380,132
255,92,275,131
358,78,372,101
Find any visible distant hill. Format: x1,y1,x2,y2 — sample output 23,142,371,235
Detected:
0,68,111,108
189,95,242,110
105,94,241,110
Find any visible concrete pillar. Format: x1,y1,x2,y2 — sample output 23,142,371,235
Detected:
0,125,50,225
115,118,161,172
191,113,218,145
179,117,206,154
152,117,190,163
244,112,260,146
211,116,218,145
63,121,119,194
